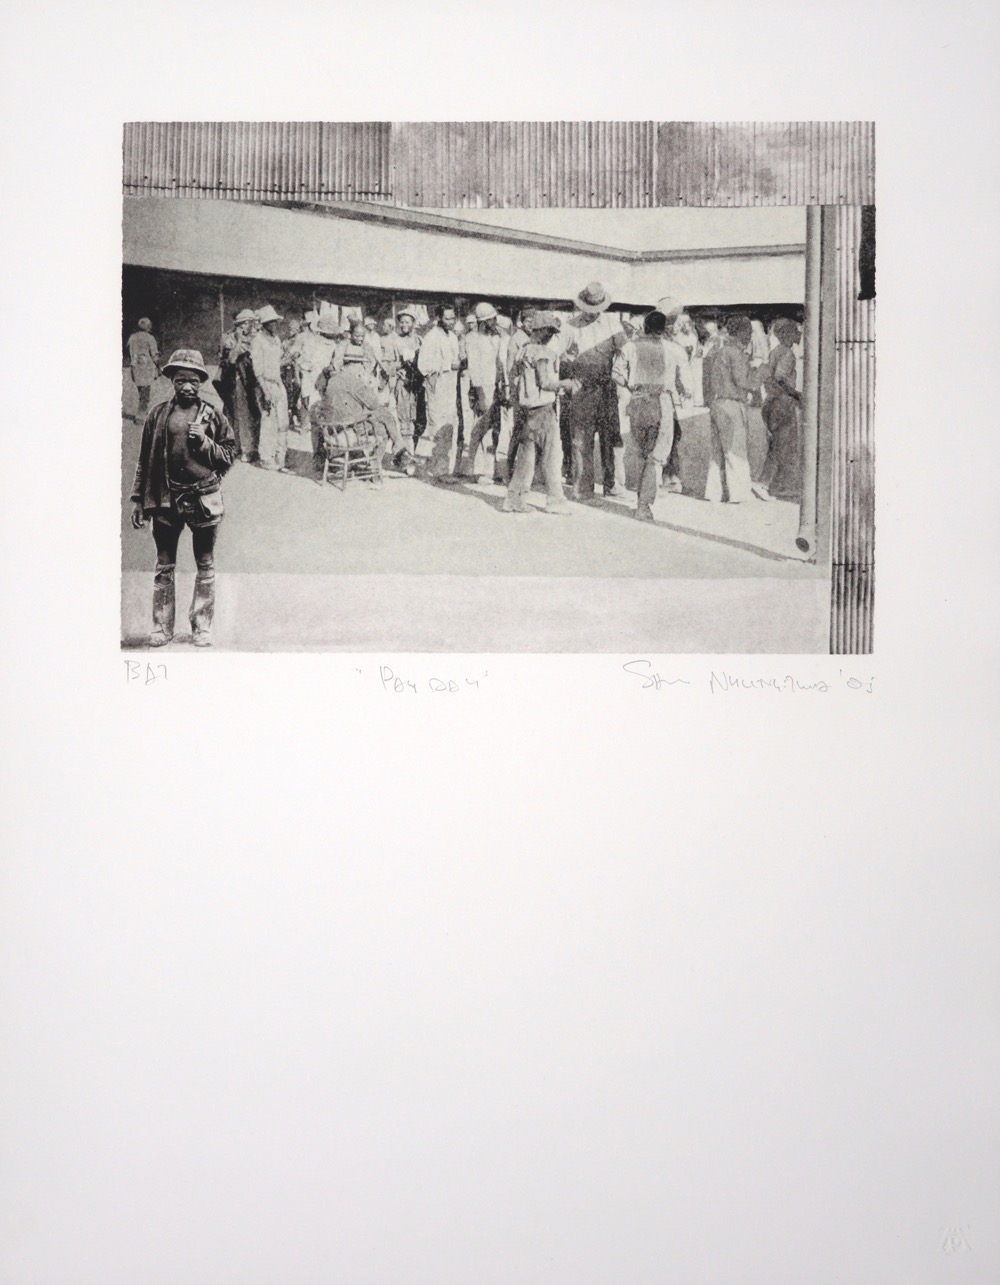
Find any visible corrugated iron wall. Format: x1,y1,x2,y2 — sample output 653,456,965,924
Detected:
391,121,658,207
831,206,875,653
656,122,875,206
123,121,873,207
123,122,392,199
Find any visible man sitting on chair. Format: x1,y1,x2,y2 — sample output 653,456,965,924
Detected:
311,364,416,481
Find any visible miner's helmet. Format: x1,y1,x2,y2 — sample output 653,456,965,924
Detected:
162,349,209,381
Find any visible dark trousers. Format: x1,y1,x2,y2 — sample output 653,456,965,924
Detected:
569,383,618,495
151,512,219,638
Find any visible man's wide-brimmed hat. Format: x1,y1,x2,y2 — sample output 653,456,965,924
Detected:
257,303,283,325
652,296,684,321
163,349,209,380
234,308,257,325
574,281,613,313
473,301,498,322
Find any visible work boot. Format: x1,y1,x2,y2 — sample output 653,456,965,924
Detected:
502,495,533,514
392,449,417,476
635,504,655,522
604,483,628,499
151,563,175,645
189,567,215,640
545,500,573,516
662,474,683,494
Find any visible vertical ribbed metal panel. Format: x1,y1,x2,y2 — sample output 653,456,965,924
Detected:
123,122,391,199
831,206,876,654
391,122,656,207
656,122,874,206
125,119,871,205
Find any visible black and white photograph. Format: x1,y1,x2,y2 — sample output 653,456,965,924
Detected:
121,122,874,653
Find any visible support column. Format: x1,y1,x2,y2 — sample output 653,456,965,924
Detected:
796,206,822,554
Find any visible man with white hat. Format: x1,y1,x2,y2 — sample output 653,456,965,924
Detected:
296,304,341,415
249,304,290,471
417,303,462,483
458,301,511,483
126,317,160,420
129,349,236,648
562,281,627,501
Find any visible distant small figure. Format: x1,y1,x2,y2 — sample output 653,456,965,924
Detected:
126,317,160,420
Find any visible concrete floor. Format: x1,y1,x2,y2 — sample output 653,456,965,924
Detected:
121,375,829,652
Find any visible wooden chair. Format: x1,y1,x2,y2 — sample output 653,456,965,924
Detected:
320,418,384,491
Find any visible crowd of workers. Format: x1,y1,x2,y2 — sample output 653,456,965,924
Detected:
125,281,802,647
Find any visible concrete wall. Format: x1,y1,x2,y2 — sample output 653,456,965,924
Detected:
123,198,804,307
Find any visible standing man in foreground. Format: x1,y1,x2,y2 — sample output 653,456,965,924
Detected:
562,282,627,501
130,349,236,649
417,303,462,483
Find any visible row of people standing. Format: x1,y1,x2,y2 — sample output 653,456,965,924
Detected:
129,290,802,515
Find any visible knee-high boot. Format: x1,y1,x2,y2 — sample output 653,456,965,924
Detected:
151,563,175,642
190,567,215,639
